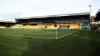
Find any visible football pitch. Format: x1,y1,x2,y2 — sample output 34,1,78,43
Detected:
0,29,100,56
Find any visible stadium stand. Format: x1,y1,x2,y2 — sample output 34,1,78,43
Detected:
69,24,81,29
20,25,44,29
58,24,81,29
0,26,6,28
0,12,90,29
38,24,48,29
20,23,81,29
46,24,56,29
20,25,33,29
15,12,90,29
59,24,70,29
0,21,15,28
20,24,60,29
0,20,15,28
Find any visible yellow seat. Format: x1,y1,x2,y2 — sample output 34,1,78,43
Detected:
59,24,70,29
20,25,44,29
46,24,56,29
0,26,6,28
69,24,81,29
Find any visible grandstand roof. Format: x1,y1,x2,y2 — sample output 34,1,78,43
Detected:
16,12,90,20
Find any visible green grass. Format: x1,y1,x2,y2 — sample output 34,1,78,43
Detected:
0,28,100,56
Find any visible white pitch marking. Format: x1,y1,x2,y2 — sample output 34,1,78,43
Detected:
0,30,79,40
57,30,80,39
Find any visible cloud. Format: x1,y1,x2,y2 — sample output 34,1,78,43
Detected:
0,17,4,20
0,0,99,21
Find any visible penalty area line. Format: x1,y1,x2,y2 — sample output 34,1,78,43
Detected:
57,30,80,39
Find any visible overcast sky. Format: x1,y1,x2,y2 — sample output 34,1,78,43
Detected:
0,0,100,21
